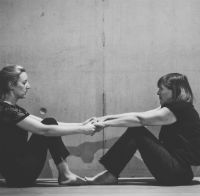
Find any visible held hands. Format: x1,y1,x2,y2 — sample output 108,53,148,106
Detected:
82,121,96,135
82,117,109,136
82,117,97,126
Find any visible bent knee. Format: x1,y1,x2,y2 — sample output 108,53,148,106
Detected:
42,117,58,125
126,127,151,137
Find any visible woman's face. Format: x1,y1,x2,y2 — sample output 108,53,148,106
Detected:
157,84,173,105
11,72,30,99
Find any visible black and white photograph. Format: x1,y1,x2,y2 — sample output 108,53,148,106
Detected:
0,0,200,195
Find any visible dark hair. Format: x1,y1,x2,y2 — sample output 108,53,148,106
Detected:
0,65,26,100
157,73,193,103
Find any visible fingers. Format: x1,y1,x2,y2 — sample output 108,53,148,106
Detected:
86,124,102,136
90,124,104,136
85,117,98,125
82,117,97,125
83,116,106,126
83,118,108,136
87,123,96,136
90,128,102,136
94,122,105,128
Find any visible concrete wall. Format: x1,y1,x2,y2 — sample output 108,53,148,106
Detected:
1,0,200,178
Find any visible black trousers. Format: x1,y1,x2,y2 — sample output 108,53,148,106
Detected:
100,127,194,186
0,118,70,187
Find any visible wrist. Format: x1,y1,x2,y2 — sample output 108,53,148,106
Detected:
78,124,85,134
104,121,110,127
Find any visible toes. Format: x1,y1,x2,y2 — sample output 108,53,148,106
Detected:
84,177,95,185
59,176,87,186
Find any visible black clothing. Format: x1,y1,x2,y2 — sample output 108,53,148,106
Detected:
100,127,193,186
100,102,200,185
0,101,70,187
160,101,200,165
0,101,29,157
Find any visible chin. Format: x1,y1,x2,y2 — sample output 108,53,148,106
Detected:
19,95,26,99
161,100,172,105
160,101,167,106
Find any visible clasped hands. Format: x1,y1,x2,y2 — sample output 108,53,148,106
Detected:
82,117,108,136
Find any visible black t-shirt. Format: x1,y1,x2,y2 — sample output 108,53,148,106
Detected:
159,101,200,165
0,101,29,157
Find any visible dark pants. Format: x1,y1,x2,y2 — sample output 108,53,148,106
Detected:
0,118,70,187
100,127,194,186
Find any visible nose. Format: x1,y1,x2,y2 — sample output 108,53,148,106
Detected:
26,82,31,89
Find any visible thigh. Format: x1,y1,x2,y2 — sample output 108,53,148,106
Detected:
135,128,193,185
1,135,48,186
0,155,46,187
21,134,48,181
26,134,48,157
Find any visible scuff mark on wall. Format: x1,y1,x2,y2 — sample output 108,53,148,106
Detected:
40,12,45,17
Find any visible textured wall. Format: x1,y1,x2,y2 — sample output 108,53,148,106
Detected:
0,0,200,178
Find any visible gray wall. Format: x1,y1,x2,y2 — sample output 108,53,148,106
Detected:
1,0,200,178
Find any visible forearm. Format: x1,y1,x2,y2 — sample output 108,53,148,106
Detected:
42,124,85,136
18,116,95,136
101,106,174,127
102,107,161,122
101,113,134,121
58,122,82,126
30,115,82,126
103,115,142,127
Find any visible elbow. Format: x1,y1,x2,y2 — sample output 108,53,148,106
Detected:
36,129,48,136
125,116,145,127
39,125,60,137
37,126,52,136
137,116,147,126
41,129,53,136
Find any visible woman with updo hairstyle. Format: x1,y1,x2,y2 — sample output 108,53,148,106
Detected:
85,73,200,186
0,65,95,187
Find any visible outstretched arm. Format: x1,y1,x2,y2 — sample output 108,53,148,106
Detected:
17,115,96,137
97,107,161,122
30,114,94,127
95,107,176,128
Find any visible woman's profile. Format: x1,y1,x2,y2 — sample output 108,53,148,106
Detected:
86,73,200,186
0,64,95,187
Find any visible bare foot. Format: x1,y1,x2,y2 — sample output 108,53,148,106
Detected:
85,170,118,185
58,173,86,186
57,160,86,186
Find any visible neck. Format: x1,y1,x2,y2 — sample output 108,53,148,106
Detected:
3,94,18,105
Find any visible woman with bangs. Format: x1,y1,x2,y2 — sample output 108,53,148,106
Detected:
85,73,200,186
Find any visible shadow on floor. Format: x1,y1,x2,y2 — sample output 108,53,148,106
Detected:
0,178,200,188
118,178,200,186
0,179,59,188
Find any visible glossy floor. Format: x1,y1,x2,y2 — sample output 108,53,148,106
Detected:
0,177,200,196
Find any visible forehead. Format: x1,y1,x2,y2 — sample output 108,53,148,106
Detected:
18,72,28,81
159,84,170,90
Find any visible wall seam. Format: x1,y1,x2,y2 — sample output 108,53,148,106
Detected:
102,0,106,155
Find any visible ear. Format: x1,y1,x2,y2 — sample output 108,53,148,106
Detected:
8,81,14,90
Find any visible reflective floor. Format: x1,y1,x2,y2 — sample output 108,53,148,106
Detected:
0,177,200,196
